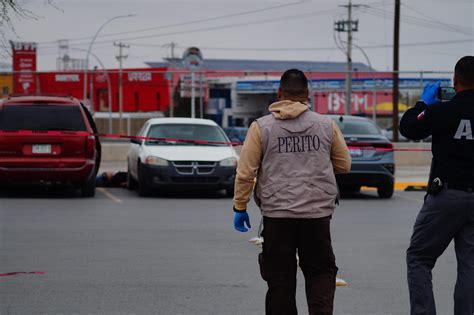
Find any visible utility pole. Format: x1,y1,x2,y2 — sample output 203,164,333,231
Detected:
168,41,177,117
191,71,196,119
335,1,361,115
392,0,401,142
114,42,129,134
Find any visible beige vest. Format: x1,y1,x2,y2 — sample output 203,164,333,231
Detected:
254,110,338,219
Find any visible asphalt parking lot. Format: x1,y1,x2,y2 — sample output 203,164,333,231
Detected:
0,187,457,315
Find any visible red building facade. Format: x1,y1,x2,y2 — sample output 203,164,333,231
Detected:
37,67,170,113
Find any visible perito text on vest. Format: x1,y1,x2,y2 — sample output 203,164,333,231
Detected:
277,135,321,153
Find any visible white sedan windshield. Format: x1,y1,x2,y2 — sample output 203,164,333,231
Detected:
146,124,229,146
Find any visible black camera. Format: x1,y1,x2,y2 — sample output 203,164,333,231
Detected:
437,87,456,101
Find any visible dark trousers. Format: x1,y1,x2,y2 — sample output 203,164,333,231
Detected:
259,216,338,315
407,188,474,315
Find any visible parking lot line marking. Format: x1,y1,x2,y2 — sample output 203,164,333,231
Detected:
394,182,428,191
97,188,122,203
361,182,428,192
394,192,423,204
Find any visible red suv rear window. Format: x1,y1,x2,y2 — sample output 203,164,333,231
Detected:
0,105,87,131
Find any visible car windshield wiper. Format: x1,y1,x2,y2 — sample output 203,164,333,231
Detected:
146,140,174,145
194,142,226,146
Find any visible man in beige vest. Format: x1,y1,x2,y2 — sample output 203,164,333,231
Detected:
232,69,351,314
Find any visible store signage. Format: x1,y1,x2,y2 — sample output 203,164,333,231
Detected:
128,72,152,82
55,74,80,82
11,41,37,94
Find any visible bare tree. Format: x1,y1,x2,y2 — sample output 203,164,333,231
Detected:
0,0,56,59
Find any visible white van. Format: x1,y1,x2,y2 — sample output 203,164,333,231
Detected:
127,118,239,196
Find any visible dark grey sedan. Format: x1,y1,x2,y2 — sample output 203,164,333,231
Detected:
329,115,395,198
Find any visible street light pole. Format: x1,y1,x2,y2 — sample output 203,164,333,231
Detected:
345,0,353,116
392,0,401,142
83,14,135,106
352,43,377,123
73,48,114,134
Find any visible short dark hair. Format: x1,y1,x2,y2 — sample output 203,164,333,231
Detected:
455,56,474,87
279,69,308,96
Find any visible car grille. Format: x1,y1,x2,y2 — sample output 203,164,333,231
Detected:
171,177,219,184
171,161,216,175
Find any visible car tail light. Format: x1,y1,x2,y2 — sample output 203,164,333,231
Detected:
372,142,394,151
86,136,96,159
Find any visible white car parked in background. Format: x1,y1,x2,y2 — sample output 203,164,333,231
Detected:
127,118,239,196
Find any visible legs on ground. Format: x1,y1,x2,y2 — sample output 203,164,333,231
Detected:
261,217,298,315
297,216,338,315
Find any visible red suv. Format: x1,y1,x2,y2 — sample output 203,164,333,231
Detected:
0,95,101,197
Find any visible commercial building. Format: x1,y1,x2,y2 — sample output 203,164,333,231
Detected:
8,56,450,132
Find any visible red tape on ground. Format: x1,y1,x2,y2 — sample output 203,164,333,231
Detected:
0,130,432,152
0,271,45,277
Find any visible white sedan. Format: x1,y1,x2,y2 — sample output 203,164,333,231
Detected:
127,118,239,196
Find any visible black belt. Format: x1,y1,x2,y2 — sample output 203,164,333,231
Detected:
447,183,474,193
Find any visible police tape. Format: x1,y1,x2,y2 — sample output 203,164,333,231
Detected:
0,130,243,146
0,130,432,152
0,271,45,277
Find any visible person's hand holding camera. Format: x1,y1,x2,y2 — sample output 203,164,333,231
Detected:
422,81,441,106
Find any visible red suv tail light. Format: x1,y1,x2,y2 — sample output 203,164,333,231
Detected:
86,135,96,159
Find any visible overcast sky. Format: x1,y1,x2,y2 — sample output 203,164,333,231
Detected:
5,0,474,72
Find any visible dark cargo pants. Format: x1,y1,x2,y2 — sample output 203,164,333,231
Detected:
259,216,338,315
407,188,474,315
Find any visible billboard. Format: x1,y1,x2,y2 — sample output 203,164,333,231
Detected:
11,41,37,94
313,91,398,115
236,78,451,93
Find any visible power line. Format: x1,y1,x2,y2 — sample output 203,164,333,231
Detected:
401,3,473,34
34,37,473,59
55,8,342,49
37,1,310,46
362,6,473,36
39,2,390,49
36,1,394,51
131,38,473,51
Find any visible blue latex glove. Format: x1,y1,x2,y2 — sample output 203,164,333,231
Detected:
233,211,251,232
421,81,441,106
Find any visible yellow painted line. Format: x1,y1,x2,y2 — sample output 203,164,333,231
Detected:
97,187,122,203
395,182,427,191
361,181,427,192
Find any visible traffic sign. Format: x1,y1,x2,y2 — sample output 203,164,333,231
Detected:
182,47,203,71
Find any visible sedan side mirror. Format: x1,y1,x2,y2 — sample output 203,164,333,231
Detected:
130,138,142,145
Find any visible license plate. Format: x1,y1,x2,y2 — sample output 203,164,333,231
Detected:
349,148,363,157
32,144,52,154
